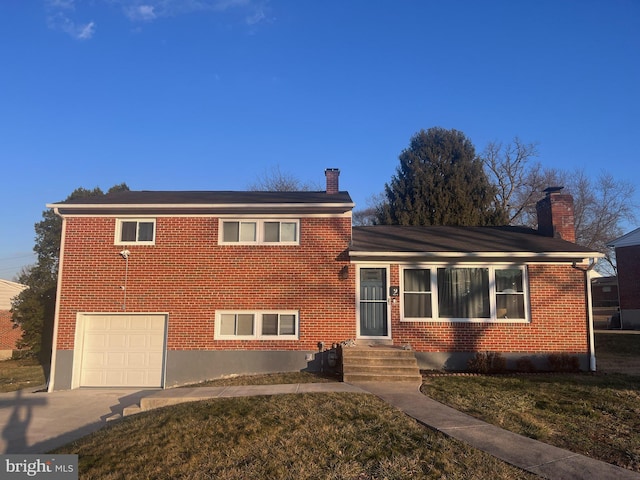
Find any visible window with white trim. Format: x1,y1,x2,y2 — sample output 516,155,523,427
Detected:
115,219,156,245
215,311,299,339
400,265,529,322
219,220,299,245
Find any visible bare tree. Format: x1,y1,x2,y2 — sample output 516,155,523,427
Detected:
248,165,321,192
482,137,543,224
353,193,385,226
514,168,636,274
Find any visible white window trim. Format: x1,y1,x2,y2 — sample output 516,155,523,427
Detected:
114,218,156,245
400,264,530,323
218,219,300,245
215,310,300,340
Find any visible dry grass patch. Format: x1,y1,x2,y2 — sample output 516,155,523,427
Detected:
0,357,45,392
422,373,640,472
54,393,534,479
183,370,338,387
595,332,640,375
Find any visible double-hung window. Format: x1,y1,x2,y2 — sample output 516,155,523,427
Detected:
401,265,529,322
216,311,299,339
219,219,299,245
115,219,156,245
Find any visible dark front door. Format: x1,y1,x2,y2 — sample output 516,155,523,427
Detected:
359,268,388,337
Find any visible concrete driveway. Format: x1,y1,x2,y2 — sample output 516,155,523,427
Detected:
0,387,156,453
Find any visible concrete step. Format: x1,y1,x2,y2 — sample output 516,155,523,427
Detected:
343,348,416,358
341,346,421,383
122,405,142,417
343,357,418,367
140,397,193,411
343,372,423,383
343,365,420,375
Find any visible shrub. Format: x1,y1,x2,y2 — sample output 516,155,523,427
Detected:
515,357,537,373
467,352,506,374
547,353,580,372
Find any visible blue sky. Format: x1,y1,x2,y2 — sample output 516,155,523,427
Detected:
1,0,638,280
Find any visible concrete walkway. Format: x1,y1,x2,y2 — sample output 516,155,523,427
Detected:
0,386,156,454
1,382,639,480
356,381,640,480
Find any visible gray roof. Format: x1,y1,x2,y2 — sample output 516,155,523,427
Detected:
49,190,354,215
608,227,640,248
54,190,353,205
351,225,601,260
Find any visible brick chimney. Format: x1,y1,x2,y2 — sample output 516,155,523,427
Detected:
325,168,340,194
536,186,576,242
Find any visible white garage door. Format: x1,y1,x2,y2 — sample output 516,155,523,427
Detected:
79,314,166,387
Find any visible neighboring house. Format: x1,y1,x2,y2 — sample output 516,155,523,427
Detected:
46,170,602,391
0,279,27,360
591,276,619,308
608,228,640,329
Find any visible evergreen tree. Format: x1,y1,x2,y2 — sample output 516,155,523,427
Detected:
11,184,128,373
376,127,507,226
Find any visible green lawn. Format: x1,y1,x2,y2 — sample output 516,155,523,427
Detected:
422,332,640,473
0,357,45,392
6,332,638,477
54,393,535,479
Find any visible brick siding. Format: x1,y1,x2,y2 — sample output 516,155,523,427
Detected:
0,310,22,351
56,215,590,357
56,215,356,351
388,264,588,354
616,245,640,310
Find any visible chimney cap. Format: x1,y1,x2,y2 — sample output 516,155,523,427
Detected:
543,186,564,195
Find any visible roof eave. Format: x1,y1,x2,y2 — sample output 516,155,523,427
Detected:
47,201,356,215
348,251,604,261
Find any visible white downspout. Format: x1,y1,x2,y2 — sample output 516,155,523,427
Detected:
585,259,597,372
47,210,66,392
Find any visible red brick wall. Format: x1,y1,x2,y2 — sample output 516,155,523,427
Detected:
616,245,640,310
536,194,576,242
389,264,588,354
0,310,23,350
56,214,590,356
56,215,356,351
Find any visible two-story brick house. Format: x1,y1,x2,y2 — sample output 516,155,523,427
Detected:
608,227,640,329
47,170,602,390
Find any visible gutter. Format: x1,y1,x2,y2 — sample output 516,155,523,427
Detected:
350,251,603,261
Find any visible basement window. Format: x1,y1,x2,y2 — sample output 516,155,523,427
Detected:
215,311,299,340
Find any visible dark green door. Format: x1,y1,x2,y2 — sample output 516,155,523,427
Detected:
359,268,388,337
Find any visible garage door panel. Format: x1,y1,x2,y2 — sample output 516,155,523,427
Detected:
105,352,126,366
106,334,127,348
84,334,108,348
127,352,148,367
105,371,126,385
124,371,147,386
81,370,105,386
79,314,166,387
108,316,129,330
83,352,106,368
128,334,149,348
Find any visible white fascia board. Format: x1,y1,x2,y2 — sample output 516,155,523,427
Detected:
46,202,355,210
349,251,604,260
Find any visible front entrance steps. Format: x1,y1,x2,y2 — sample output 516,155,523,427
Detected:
341,345,422,383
